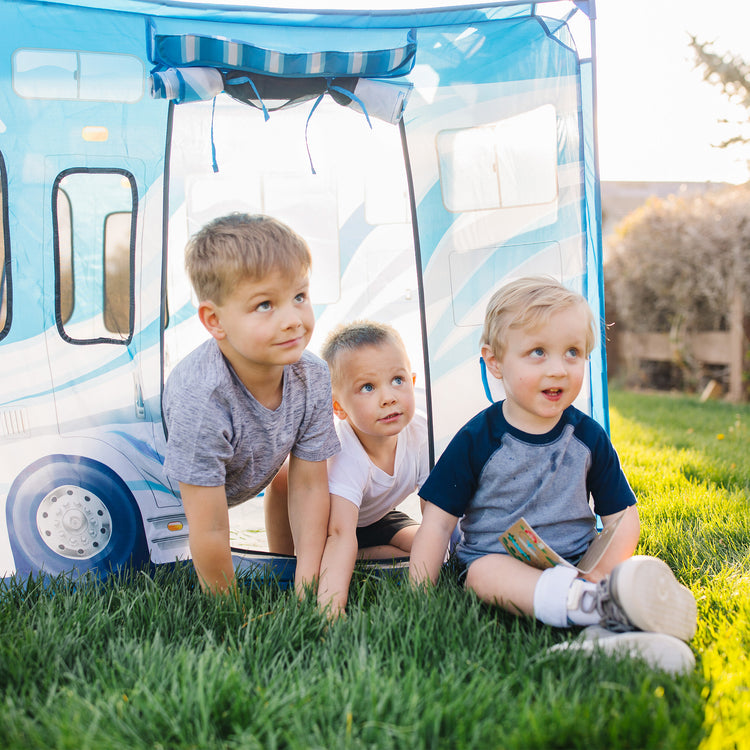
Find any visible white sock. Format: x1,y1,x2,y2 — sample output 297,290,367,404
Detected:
565,578,601,627
533,565,579,627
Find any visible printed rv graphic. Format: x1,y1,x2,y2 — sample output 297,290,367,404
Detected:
0,0,606,580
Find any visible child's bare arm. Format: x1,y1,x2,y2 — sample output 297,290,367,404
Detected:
584,504,641,582
409,501,458,586
317,495,359,616
178,482,236,595
287,454,330,595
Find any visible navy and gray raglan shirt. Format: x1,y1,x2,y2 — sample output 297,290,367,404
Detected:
419,402,637,568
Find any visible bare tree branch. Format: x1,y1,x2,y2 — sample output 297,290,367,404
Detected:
690,36,750,148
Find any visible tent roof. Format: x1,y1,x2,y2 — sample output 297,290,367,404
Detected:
19,0,594,27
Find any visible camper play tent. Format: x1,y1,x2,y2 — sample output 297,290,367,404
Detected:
0,0,605,581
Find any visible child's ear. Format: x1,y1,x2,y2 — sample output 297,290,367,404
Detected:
481,344,502,379
332,399,348,420
198,301,225,340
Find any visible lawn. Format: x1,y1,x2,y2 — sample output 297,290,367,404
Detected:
0,390,748,749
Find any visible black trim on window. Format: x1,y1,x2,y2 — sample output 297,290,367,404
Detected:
52,167,137,346
0,153,11,341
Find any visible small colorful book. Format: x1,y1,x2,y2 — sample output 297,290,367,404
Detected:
499,514,623,575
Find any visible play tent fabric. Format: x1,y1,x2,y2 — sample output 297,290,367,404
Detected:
0,0,604,579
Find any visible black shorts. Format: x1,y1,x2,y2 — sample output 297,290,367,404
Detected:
356,509,418,549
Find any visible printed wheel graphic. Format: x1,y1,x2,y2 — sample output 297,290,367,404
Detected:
6,455,149,577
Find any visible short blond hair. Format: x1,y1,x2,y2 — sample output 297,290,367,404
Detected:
185,213,311,305
481,276,597,359
321,320,408,389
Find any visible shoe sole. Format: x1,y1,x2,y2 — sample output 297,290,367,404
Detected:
550,626,695,675
610,556,697,641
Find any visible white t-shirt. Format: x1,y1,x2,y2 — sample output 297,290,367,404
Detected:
327,413,429,527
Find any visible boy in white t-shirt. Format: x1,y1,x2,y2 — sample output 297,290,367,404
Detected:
317,321,428,616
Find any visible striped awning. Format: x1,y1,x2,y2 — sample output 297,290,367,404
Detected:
150,29,416,79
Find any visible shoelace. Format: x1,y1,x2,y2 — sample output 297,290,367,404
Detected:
593,577,635,632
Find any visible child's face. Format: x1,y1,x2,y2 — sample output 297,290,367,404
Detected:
482,303,588,434
332,341,416,445
203,269,314,378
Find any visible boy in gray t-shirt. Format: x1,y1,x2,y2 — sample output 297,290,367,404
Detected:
163,214,340,599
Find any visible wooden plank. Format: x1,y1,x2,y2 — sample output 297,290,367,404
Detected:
621,331,733,366
728,288,745,402
621,332,672,362
687,332,732,365
615,293,746,402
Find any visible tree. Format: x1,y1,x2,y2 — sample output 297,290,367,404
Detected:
604,183,750,393
606,185,749,332
690,36,750,150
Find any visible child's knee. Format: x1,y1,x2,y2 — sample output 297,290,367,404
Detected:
390,524,419,552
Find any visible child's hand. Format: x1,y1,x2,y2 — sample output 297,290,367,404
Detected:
324,603,347,622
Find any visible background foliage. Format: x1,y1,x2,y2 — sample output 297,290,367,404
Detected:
604,183,750,336
604,36,750,395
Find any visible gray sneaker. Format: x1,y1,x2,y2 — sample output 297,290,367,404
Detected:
592,556,697,641
549,625,696,675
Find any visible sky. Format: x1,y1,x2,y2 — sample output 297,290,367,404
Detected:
595,0,750,185
193,0,750,185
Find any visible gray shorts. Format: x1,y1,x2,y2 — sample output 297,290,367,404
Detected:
356,509,417,549
456,545,585,583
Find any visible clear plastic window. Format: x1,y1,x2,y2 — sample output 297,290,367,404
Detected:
437,104,558,212
13,49,144,102
183,171,341,306
53,170,135,344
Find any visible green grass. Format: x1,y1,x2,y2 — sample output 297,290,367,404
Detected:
1,390,748,749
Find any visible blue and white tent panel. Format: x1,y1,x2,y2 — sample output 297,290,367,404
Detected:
0,0,605,580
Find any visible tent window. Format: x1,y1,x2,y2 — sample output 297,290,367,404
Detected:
53,170,136,344
12,49,144,102
185,173,340,305
364,131,410,226
0,155,9,340
436,105,558,212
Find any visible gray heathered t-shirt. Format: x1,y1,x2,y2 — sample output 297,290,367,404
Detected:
163,339,340,507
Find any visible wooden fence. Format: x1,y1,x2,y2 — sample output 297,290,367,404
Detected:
615,326,747,402
609,287,748,402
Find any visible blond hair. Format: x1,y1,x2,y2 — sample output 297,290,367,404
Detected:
321,320,408,388
185,213,311,305
481,276,597,359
